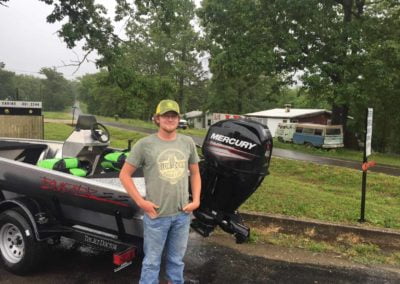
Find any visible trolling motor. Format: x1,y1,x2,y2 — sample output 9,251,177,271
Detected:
191,119,273,243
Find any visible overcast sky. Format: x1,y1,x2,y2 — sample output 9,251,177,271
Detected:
0,0,102,80
0,0,206,81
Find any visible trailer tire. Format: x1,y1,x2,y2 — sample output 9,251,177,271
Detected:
0,208,46,275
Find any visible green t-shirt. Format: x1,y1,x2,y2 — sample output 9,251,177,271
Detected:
126,133,200,217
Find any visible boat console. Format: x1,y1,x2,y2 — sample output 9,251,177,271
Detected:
62,115,111,175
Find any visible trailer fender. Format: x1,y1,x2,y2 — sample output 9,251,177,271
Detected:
0,197,51,242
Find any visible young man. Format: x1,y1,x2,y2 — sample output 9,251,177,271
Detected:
119,99,201,284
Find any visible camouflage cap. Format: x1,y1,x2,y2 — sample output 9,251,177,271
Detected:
155,99,180,115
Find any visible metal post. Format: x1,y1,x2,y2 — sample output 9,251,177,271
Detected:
72,106,76,126
359,158,367,223
359,108,368,223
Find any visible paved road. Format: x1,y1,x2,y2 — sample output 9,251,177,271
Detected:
100,121,400,177
272,148,400,176
1,233,398,284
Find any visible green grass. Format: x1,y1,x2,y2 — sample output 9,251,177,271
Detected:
246,228,400,266
106,126,146,149
97,115,157,130
241,157,400,229
44,122,146,148
43,112,400,168
274,139,400,168
178,127,207,137
44,121,400,230
43,111,72,120
44,122,74,140
97,115,208,137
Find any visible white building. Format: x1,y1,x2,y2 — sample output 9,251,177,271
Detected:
245,107,332,137
184,111,245,129
185,110,206,129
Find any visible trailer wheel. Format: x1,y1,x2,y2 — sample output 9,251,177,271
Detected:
0,208,45,275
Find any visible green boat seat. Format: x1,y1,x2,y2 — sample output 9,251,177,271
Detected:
37,158,88,177
101,151,128,172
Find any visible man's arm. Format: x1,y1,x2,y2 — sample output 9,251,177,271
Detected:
183,163,201,213
119,162,159,218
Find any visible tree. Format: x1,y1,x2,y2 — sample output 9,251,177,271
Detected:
199,0,400,152
198,0,285,114
13,74,43,102
1,0,206,117
77,0,205,119
0,63,16,100
40,67,74,111
124,0,205,113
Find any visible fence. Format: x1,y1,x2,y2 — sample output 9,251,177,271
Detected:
0,115,44,139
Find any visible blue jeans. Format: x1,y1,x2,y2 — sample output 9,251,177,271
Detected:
140,212,191,284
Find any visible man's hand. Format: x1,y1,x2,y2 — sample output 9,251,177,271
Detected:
139,200,159,218
182,201,200,213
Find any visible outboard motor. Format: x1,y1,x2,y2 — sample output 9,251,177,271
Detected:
192,119,273,243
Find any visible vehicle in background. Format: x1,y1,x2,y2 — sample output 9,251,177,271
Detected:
275,122,297,142
293,123,344,149
178,119,188,129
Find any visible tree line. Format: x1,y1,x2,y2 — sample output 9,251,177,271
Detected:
0,64,76,111
0,0,399,153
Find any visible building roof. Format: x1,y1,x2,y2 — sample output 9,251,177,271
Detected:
184,110,203,119
245,108,330,119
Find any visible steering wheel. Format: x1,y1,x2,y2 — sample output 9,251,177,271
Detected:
91,123,110,143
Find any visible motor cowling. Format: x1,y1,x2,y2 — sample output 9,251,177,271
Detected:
192,119,273,243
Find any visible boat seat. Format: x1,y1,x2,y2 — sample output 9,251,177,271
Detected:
37,157,90,177
100,151,128,172
0,141,48,165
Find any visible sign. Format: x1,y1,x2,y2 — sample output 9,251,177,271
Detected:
0,100,42,109
365,108,373,157
212,113,244,124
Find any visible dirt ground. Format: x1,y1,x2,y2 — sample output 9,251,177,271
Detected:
206,230,400,276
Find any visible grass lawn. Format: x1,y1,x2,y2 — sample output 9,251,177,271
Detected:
44,121,400,231
43,111,72,120
96,116,157,129
274,139,400,168
44,122,146,148
97,115,208,137
43,112,400,168
245,228,400,266
241,157,400,230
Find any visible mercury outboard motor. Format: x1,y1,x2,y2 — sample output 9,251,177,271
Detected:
192,119,273,243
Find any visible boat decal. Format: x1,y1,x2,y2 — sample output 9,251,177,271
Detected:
40,177,129,207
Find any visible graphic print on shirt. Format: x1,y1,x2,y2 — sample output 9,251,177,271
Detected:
157,149,186,184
